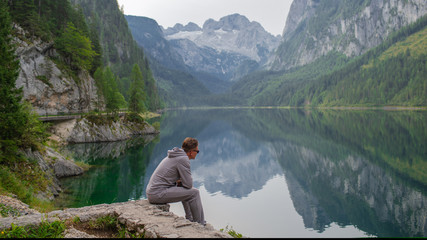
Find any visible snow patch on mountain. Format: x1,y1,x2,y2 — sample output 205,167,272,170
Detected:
164,14,281,63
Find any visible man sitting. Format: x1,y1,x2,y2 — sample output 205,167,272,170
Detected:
146,137,205,225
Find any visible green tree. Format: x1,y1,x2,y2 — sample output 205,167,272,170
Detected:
128,64,147,113
0,1,49,162
93,67,106,112
8,0,38,32
55,22,97,71
93,67,127,114
0,0,26,160
104,67,118,113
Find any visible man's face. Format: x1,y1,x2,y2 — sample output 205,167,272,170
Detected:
188,147,199,160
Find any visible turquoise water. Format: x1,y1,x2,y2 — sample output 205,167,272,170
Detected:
56,109,427,238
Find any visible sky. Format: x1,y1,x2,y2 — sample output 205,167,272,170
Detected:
116,0,293,36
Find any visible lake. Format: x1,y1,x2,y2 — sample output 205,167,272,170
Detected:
55,108,427,238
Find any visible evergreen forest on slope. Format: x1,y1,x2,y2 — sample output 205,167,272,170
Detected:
0,0,161,210
231,15,427,107
0,0,426,214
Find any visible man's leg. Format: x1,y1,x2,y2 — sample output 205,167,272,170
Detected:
182,200,193,222
148,187,205,225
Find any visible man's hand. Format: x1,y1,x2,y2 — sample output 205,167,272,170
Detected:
176,179,183,187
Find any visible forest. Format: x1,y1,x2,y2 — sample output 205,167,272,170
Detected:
0,0,426,213
230,15,427,107
0,0,162,210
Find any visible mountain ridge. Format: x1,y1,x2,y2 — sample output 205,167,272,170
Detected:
164,13,280,63
271,0,427,71
127,13,281,94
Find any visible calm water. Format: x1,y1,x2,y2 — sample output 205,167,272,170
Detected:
56,109,427,238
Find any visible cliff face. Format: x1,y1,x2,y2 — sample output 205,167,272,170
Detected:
271,0,427,71
125,15,188,72
67,117,158,143
13,24,100,115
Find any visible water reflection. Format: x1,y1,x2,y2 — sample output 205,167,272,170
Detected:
56,109,427,237
192,121,282,198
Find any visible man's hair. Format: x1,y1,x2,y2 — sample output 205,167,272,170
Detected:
182,137,198,153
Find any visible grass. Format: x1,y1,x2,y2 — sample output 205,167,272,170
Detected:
363,26,427,69
65,214,143,238
380,26,427,60
0,204,20,217
139,111,161,119
0,215,142,238
0,163,55,213
0,219,66,238
220,225,243,238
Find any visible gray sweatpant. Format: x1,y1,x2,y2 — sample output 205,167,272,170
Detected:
147,186,205,225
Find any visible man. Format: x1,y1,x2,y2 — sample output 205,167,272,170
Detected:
146,137,205,225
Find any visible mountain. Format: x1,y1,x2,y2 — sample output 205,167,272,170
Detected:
164,14,281,82
271,0,427,71
70,0,162,111
125,15,188,72
124,15,212,106
232,15,427,107
126,14,280,94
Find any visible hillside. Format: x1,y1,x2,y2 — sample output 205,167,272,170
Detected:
70,0,162,111
232,16,427,107
124,15,212,106
126,14,280,95
271,0,426,71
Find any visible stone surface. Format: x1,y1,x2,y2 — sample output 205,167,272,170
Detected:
0,195,40,217
0,200,231,238
66,117,159,143
19,146,84,201
13,24,101,116
271,0,427,70
64,228,99,238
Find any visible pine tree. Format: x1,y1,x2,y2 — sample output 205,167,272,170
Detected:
93,67,105,112
55,22,97,71
0,0,27,160
128,64,147,113
104,67,126,113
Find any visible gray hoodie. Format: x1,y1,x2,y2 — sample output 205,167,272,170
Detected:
146,147,193,197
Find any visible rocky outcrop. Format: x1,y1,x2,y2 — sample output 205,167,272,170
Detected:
64,117,158,144
271,0,427,70
0,200,231,238
61,135,157,160
20,147,84,201
0,195,40,217
13,24,101,116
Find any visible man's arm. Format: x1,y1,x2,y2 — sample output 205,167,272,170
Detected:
177,157,193,189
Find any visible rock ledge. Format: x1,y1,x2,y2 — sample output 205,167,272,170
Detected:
0,200,231,238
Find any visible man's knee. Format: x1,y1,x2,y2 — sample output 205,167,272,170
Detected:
189,188,200,197
186,188,202,202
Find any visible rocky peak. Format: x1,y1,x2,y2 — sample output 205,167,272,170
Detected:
271,0,427,71
281,0,319,40
165,13,281,62
203,13,252,32
164,22,202,35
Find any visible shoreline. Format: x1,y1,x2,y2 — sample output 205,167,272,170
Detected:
162,105,427,111
0,198,231,238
